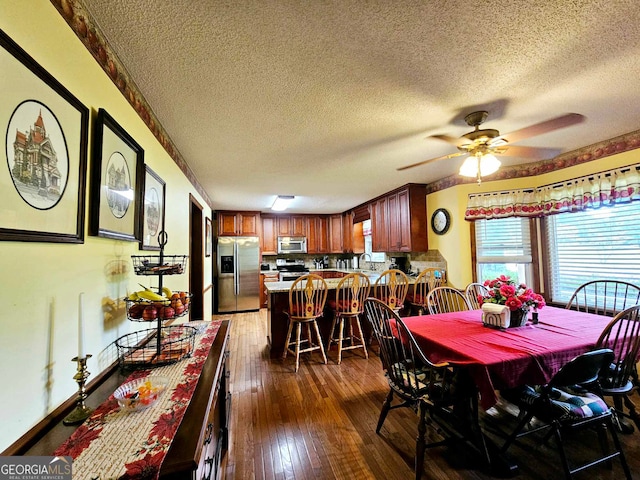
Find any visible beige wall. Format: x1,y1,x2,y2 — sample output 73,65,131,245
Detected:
427,149,640,289
0,1,212,451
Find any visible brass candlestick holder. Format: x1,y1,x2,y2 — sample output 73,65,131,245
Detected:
63,354,93,425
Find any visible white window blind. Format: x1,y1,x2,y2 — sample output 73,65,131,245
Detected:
475,217,533,285
476,217,532,263
546,201,640,303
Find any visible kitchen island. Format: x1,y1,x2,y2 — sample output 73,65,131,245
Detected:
265,269,414,358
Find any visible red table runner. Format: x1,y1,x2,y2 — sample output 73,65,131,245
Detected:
54,320,222,479
401,307,613,409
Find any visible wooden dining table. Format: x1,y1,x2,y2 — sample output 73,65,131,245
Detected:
402,306,613,410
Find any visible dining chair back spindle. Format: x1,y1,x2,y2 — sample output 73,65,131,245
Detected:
566,280,640,316
282,274,328,372
426,286,471,315
465,282,489,310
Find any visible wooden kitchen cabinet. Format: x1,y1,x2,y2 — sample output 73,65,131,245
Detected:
261,215,277,255
218,211,260,236
307,215,329,254
370,196,389,252
342,211,354,253
370,184,428,253
329,214,344,253
277,215,307,236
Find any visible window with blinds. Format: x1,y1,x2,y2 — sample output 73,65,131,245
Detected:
475,217,533,285
546,201,640,304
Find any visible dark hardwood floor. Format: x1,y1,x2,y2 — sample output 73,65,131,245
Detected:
219,310,640,479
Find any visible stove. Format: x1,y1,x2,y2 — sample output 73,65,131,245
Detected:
276,258,309,281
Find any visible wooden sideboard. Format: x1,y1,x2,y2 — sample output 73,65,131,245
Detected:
22,320,231,480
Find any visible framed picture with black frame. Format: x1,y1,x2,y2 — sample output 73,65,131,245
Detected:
139,165,165,250
0,29,89,243
89,108,144,241
205,217,212,257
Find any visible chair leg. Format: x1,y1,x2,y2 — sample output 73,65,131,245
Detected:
327,316,337,354
376,389,394,434
355,317,368,359
606,416,633,480
282,318,294,360
612,396,634,434
294,322,302,372
313,319,327,365
551,424,572,480
335,317,344,364
415,401,427,480
500,409,536,453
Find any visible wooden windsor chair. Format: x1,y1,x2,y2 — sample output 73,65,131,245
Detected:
426,286,471,315
327,272,370,364
406,267,447,315
282,274,328,372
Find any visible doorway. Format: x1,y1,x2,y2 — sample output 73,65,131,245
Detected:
189,194,204,320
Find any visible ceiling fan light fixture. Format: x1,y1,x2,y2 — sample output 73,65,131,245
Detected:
271,195,295,211
458,153,501,182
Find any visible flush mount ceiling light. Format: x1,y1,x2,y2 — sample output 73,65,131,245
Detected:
458,152,501,184
271,195,295,211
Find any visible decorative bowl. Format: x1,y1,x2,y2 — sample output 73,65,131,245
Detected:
114,376,169,412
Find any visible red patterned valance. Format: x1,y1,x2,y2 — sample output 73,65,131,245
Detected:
465,164,640,220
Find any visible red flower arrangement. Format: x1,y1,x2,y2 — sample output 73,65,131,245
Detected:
480,275,546,312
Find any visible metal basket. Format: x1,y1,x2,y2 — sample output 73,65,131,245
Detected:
116,325,196,369
124,292,192,321
131,255,188,275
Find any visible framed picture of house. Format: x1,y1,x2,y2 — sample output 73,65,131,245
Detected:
0,30,89,243
205,217,212,257
139,165,165,250
89,108,144,241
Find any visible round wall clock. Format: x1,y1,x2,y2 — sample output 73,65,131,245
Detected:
431,208,451,235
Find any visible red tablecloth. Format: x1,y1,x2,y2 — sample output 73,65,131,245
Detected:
402,307,613,409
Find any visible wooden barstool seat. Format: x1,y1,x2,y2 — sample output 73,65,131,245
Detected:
283,274,328,372
327,272,370,364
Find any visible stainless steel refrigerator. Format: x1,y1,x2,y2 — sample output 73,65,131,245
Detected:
216,236,260,313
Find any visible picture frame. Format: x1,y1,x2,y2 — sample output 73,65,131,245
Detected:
89,108,144,241
0,30,89,243
205,217,212,257
139,165,166,250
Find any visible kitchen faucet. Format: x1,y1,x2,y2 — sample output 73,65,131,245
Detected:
359,253,374,271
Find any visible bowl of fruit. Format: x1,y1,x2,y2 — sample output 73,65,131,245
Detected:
114,376,169,412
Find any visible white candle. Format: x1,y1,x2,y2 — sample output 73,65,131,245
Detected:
78,293,85,359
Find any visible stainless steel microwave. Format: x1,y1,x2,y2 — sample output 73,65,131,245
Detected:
277,236,307,254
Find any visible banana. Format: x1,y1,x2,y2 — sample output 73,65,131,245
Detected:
162,286,173,298
128,291,140,301
137,289,168,302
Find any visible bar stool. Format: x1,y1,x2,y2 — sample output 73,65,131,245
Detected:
373,269,409,316
282,274,328,372
407,267,446,315
327,272,371,364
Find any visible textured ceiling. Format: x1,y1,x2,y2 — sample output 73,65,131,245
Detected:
79,0,640,213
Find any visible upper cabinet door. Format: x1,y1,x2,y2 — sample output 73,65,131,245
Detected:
277,215,307,236
261,215,277,254
218,212,238,236
218,211,260,236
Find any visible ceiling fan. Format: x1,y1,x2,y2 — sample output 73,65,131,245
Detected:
398,110,585,183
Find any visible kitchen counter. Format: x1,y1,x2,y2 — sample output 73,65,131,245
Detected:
265,268,393,293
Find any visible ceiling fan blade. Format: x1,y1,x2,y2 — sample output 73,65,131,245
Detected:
500,113,585,144
497,145,561,160
397,152,465,171
429,134,461,145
